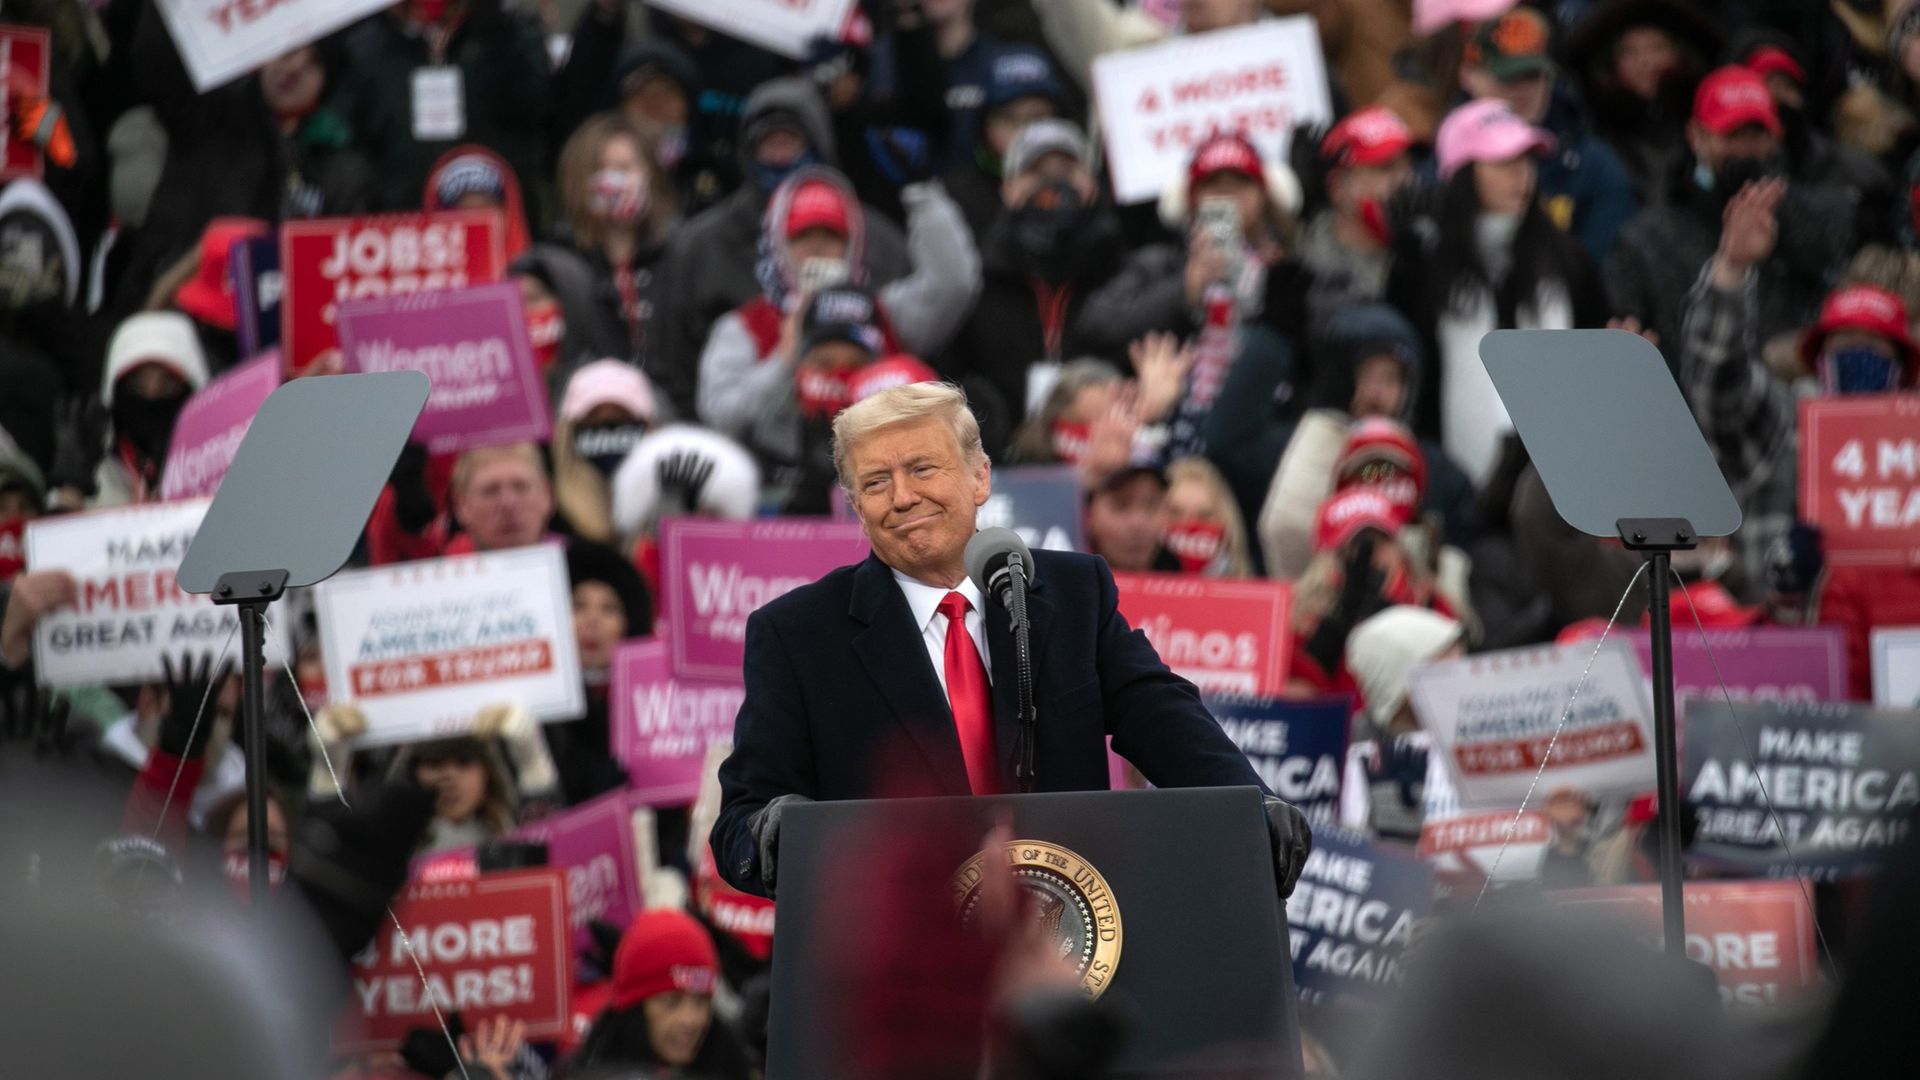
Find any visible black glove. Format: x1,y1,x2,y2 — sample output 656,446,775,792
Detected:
1263,795,1312,900
157,652,233,759
48,395,108,496
399,1011,465,1078
1302,534,1387,674
657,448,717,516
388,442,437,533
746,793,811,898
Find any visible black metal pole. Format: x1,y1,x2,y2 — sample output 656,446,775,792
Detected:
239,600,271,908
1008,555,1037,794
1646,550,1686,957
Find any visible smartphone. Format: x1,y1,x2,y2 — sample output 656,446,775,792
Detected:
1196,195,1240,252
796,257,849,295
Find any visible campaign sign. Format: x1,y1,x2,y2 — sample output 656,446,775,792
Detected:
1286,824,1431,1004
314,544,584,746
1800,395,1920,567
232,235,281,356
158,351,281,501
610,639,746,806
1619,627,1846,711
659,518,869,681
1091,19,1334,204
1112,572,1290,696
1204,692,1348,821
280,209,505,375
1871,627,1920,707
25,500,291,686
645,0,857,60
156,0,393,92
337,282,551,455
1556,880,1819,1006
1416,808,1550,885
509,790,647,956
1,26,50,180
1685,700,1920,880
337,868,571,1054
1408,640,1656,808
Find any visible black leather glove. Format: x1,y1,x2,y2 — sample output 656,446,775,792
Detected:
388,442,437,533
399,1011,465,1078
657,448,717,516
1303,533,1386,674
746,793,811,898
48,395,108,497
157,652,233,759
1263,795,1312,900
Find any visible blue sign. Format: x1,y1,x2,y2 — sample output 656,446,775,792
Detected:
232,236,282,357
1204,693,1351,822
1286,824,1432,1004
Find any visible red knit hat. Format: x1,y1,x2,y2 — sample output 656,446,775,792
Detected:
1187,131,1264,190
611,910,718,1009
785,179,851,238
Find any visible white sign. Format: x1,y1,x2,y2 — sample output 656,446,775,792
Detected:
26,500,290,686
1873,627,1920,707
314,545,584,746
1407,640,1658,808
157,0,393,92
1091,18,1333,204
643,0,857,61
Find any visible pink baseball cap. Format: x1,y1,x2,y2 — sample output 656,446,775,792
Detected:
1434,98,1556,180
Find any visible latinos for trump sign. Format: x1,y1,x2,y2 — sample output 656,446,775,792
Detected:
1873,627,1920,707
314,544,583,746
337,282,551,455
1800,395,1920,567
1,26,50,180
1555,880,1819,1006
280,209,505,376
1685,700,1920,880
1409,640,1656,808
645,0,857,60
157,0,392,92
610,639,747,806
338,869,571,1054
1204,693,1348,821
1619,627,1846,711
159,350,281,501
1091,19,1333,204
1111,572,1290,696
659,518,869,681
1286,825,1431,1004
26,500,291,686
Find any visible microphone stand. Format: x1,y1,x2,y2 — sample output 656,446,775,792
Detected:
1006,553,1038,794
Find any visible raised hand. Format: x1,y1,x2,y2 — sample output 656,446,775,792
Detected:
1129,331,1195,423
1714,178,1785,287
657,449,717,515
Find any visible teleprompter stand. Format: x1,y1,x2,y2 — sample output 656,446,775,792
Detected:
180,372,429,907
1480,331,1742,957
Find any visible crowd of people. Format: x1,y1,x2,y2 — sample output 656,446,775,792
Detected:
4,0,1920,1076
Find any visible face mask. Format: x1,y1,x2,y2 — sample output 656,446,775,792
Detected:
1050,420,1090,463
1164,518,1227,574
224,850,288,904
589,168,647,222
753,150,818,194
1820,346,1901,394
1010,181,1088,270
1699,153,1781,207
112,392,187,463
525,303,565,370
797,364,854,419
655,127,688,169
574,423,647,476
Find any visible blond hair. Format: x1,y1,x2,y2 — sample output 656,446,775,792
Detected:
1165,456,1255,578
831,382,986,490
556,112,676,250
452,443,549,498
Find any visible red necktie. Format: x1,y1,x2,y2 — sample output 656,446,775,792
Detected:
938,591,998,794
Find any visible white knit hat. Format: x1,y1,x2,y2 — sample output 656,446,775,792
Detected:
101,312,209,407
1345,605,1462,728
611,424,761,537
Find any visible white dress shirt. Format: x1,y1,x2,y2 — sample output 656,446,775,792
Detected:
891,568,994,699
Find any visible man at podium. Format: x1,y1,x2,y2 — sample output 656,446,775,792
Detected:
711,383,1309,898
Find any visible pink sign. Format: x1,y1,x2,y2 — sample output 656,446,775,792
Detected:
510,790,646,955
1619,627,1846,710
336,282,551,455
611,638,746,806
658,518,869,680
158,351,281,500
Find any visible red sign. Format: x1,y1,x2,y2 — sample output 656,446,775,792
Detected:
1555,880,1820,1006
0,517,23,582
279,209,505,376
1451,722,1648,775
0,26,50,181
1111,572,1290,696
350,639,554,698
336,868,571,1053
1800,395,1920,568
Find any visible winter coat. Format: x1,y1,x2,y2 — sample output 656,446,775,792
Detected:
1817,564,1920,702
653,80,913,419
509,245,631,387
1535,92,1639,265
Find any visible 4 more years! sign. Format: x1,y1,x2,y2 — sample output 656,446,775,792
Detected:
338,869,570,1053
25,499,290,686
1112,572,1290,696
1800,395,1920,567
1555,881,1819,1007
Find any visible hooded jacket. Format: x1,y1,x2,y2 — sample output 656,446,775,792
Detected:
422,144,532,260
653,80,914,419
509,244,631,390
95,312,210,507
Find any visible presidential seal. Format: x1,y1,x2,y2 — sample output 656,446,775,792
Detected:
951,840,1123,998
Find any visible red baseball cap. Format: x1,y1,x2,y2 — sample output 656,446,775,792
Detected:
1188,131,1264,189
1693,65,1781,136
1313,486,1409,553
172,217,270,331
849,354,939,402
1323,107,1414,168
1797,284,1919,375
784,178,851,238
1743,45,1805,85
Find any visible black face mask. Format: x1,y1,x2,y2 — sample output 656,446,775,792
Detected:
573,423,646,478
1010,181,1090,278
111,393,187,464
1707,153,1784,208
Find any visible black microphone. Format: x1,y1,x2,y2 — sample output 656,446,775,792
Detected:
965,527,1034,607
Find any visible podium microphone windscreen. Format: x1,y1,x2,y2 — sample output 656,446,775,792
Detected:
965,527,1034,606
